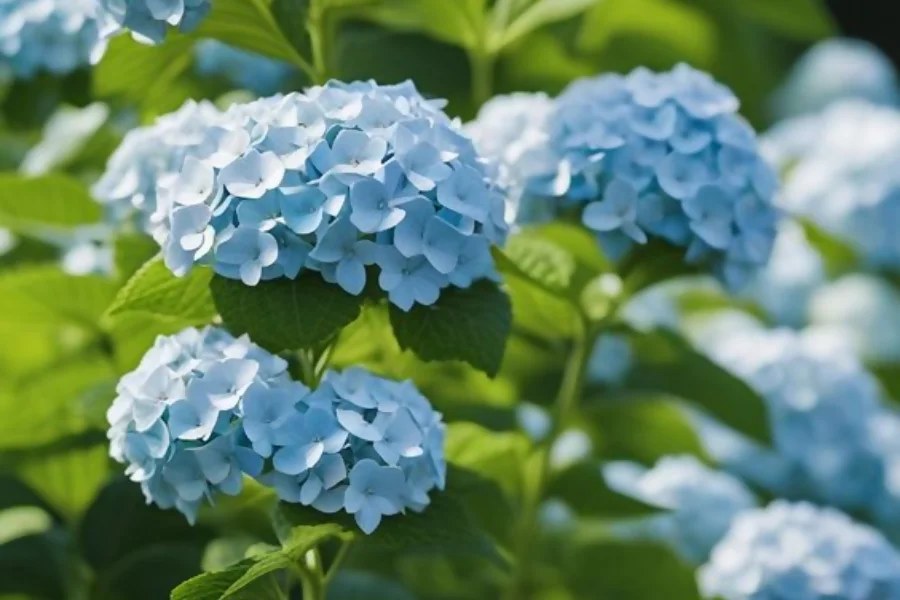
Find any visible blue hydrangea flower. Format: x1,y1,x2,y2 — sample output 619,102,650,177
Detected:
260,368,447,534
763,100,900,272
469,65,780,289
97,0,211,45
771,38,899,119
108,327,447,533
111,80,506,310
107,326,285,522
0,0,107,77
699,327,888,514
194,40,293,96
604,455,757,564
93,99,223,240
586,332,633,385
699,501,900,600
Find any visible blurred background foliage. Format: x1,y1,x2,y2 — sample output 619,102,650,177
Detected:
1,0,895,599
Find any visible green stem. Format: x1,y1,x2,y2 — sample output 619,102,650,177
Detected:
469,49,495,109
307,0,332,85
503,319,593,600
323,540,354,586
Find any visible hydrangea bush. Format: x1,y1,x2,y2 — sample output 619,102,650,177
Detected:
699,501,900,600
107,326,446,533
470,64,780,289
97,0,212,44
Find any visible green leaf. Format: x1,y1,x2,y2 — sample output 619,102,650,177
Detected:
356,0,486,50
0,174,101,233
170,560,255,600
564,537,701,599
388,280,512,377
106,256,217,325
0,531,70,600
547,462,660,518
582,395,710,464
197,0,312,69
798,218,859,277
270,0,312,57
328,571,418,600
95,544,206,600
619,328,770,444
211,273,365,353
620,240,696,296
80,478,213,571
492,0,600,50
0,266,117,329
0,353,116,450
725,0,835,40
92,35,196,112
114,233,161,281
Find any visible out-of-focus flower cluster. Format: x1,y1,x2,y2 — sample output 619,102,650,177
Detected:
0,0,106,77
194,39,293,96
98,80,506,310
771,38,899,120
469,64,780,289
763,100,900,271
699,501,900,600
604,455,757,564
98,0,211,45
107,326,446,533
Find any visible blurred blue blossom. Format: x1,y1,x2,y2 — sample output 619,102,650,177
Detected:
109,327,447,533
699,501,900,600
604,455,757,564
772,38,899,119
0,0,106,77
698,326,899,522
194,40,293,96
97,0,211,45
586,332,633,385
469,65,780,289
763,100,900,271
102,80,505,310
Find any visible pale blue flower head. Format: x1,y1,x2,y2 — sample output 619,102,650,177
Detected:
699,501,900,600
113,81,506,310
477,65,779,289
97,0,211,45
701,327,887,513
764,100,900,273
107,326,287,523
259,367,447,534
604,455,757,564
772,38,899,120
0,0,106,77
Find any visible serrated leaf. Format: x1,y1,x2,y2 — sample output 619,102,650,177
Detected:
114,233,161,281
211,273,365,353
0,174,101,233
170,560,255,600
197,0,311,68
106,257,216,325
618,327,770,444
388,280,511,377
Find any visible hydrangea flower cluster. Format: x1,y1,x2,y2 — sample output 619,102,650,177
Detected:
97,0,211,45
0,0,106,77
703,327,886,511
604,455,757,564
194,40,293,96
145,80,505,310
93,99,223,238
699,501,900,600
107,326,447,533
771,38,899,119
469,64,780,289
763,100,900,271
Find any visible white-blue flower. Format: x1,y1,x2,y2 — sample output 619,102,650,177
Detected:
344,459,406,534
